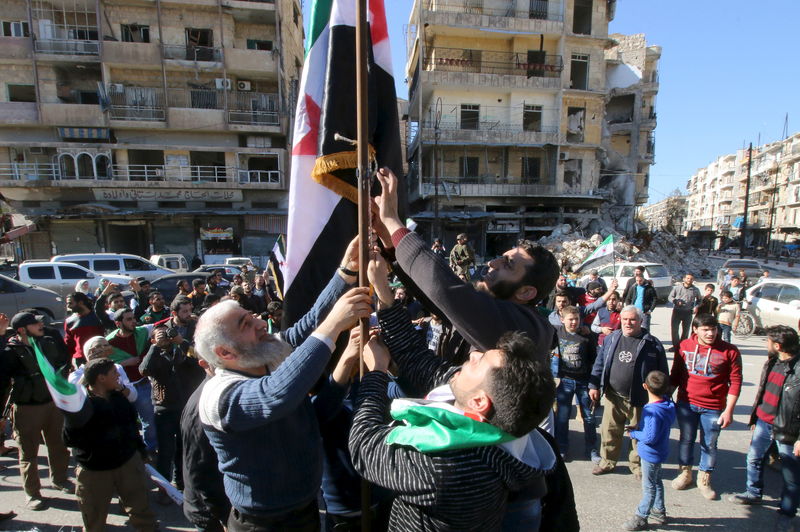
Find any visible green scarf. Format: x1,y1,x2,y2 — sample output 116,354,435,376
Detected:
106,327,149,363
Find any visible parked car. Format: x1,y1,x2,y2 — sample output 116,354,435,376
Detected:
52,253,173,281
725,247,741,255
225,257,255,269
0,273,66,323
744,279,800,331
150,254,189,273
716,259,765,287
193,264,242,282
17,261,131,300
150,272,212,304
594,261,673,302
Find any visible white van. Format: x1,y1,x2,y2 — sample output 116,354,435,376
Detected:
52,253,173,281
150,254,188,272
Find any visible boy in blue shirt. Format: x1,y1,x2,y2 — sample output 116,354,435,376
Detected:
623,370,676,530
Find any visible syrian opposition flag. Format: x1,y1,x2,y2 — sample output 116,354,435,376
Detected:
283,0,402,325
580,234,615,267
31,338,86,413
268,234,286,300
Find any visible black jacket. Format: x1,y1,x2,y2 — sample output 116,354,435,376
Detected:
623,282,658,313
750,354,800,444
139,344,190,411
0,335,69,406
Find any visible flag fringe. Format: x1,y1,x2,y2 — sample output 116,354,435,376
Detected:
311,145,376,204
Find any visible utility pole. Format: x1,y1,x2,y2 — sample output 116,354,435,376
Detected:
765,167,780,261
740,143,752,259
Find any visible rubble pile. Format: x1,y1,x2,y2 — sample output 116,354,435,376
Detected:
540,225,719,278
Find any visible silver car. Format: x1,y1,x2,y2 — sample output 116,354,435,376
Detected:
0,273,65,323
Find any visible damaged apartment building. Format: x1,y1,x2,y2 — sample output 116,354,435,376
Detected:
0,0,304,262
404,0,660,257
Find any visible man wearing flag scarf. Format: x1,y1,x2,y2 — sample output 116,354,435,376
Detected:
0,312,71,510
348,253,565,531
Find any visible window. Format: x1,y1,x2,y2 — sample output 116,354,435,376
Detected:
645,265,669,278
0,277,22,293
566,107,585,143
459,157,479,178
71,260,91,269
564,159,582,188
521,157,541,182
572,0,592,35
93,259,119,271
597,265,614,277
27,266,54,280
124,258,155,271
619,266,636,277
2,21,29,37
778,285,800,304
247,39,273,51
121,24,150,43
758,284,782,302
59,265,89,280
523,105,543,132
570,53,589,90
460,104,479,130
77,90,99,104
8,84,36,103
69,28,99,40
529,0,549,20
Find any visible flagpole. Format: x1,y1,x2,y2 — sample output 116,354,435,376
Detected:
355,0,372,529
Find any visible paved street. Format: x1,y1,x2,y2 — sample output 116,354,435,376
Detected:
0,304,785,531
568,305,782,531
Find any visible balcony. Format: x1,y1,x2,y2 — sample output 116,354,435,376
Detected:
0,37,33,61
165,88,280,128
34,39,99,56
40,103,104,126
0,163,284,188
162,44,222,63
422,47,563,90
108,86,166,121
416,177,600,199
224,47,278,76
420,122,558,146
102,41,160,65
0,102,38,125
421,0,563,34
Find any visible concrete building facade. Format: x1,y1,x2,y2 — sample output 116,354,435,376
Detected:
0,0,304,264
638,194,686,234
684,133,800,255
404,0,659,258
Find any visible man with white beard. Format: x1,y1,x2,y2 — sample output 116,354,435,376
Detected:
195,256,372,532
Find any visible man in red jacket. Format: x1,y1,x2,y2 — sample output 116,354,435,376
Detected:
669,313,742,500
64,292,105,368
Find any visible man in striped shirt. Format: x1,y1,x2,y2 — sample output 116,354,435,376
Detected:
730,326,800,531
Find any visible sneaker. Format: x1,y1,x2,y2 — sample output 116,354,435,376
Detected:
589,449,601,464
592,464,614,475
623,514,648,531
650,509,667,525
26,496,47,511
52,479,74,494
728,492,762,505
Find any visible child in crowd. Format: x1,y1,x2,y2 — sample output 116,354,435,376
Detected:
716,290,740,343
623,370,676,531
695,283,718,316
265,301,283,334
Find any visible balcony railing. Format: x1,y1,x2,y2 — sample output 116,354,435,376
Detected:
34,38,99,55
424,47,563,78
0,163,283,186
422,0,563,21
162,44,222,62
419,178,599,198
109,86,166,121
166,88,280,125
421,121,559,144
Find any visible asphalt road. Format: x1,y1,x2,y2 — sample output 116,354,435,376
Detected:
0,305,787,531
567,305,786,531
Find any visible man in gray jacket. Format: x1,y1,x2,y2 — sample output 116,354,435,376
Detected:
668,274,701,352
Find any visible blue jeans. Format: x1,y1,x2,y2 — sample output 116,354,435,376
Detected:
746,418,800,516
676,401,722,471
636,459,665,518
720,324,732,343
555,377,596,455
133,379,157,452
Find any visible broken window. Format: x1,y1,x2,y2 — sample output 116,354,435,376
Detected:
570,53,589,90
121,24,150,43
8,84,36,102
530,0,548,19
607,94,634,123
523,105,543,132
564,159,583,189
2,21,29,37
186,28,214,60
566,107,585,143
460,157,479,178
521,157,541,183
247,39,273,51
460,104,479,130
573,0,592,35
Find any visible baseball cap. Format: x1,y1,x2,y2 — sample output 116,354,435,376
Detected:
11,312,41,330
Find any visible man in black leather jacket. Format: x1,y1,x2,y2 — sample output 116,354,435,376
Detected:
729,325,800,532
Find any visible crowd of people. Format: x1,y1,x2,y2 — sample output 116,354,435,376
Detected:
0,168,796,531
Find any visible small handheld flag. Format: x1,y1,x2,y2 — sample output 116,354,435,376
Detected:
580,235,615,267
31,338,86,413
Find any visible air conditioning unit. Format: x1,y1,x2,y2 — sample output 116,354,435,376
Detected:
559,151,570,161
237,80,252,91
215,78,231,90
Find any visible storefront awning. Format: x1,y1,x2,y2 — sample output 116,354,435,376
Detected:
57,127,110,140
0,223,35,244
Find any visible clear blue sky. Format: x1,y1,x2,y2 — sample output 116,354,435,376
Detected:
301,0,800,203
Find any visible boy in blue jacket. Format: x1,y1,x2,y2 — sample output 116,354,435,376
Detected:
623,370,676,530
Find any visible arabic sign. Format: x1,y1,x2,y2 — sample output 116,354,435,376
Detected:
92,189,242,202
